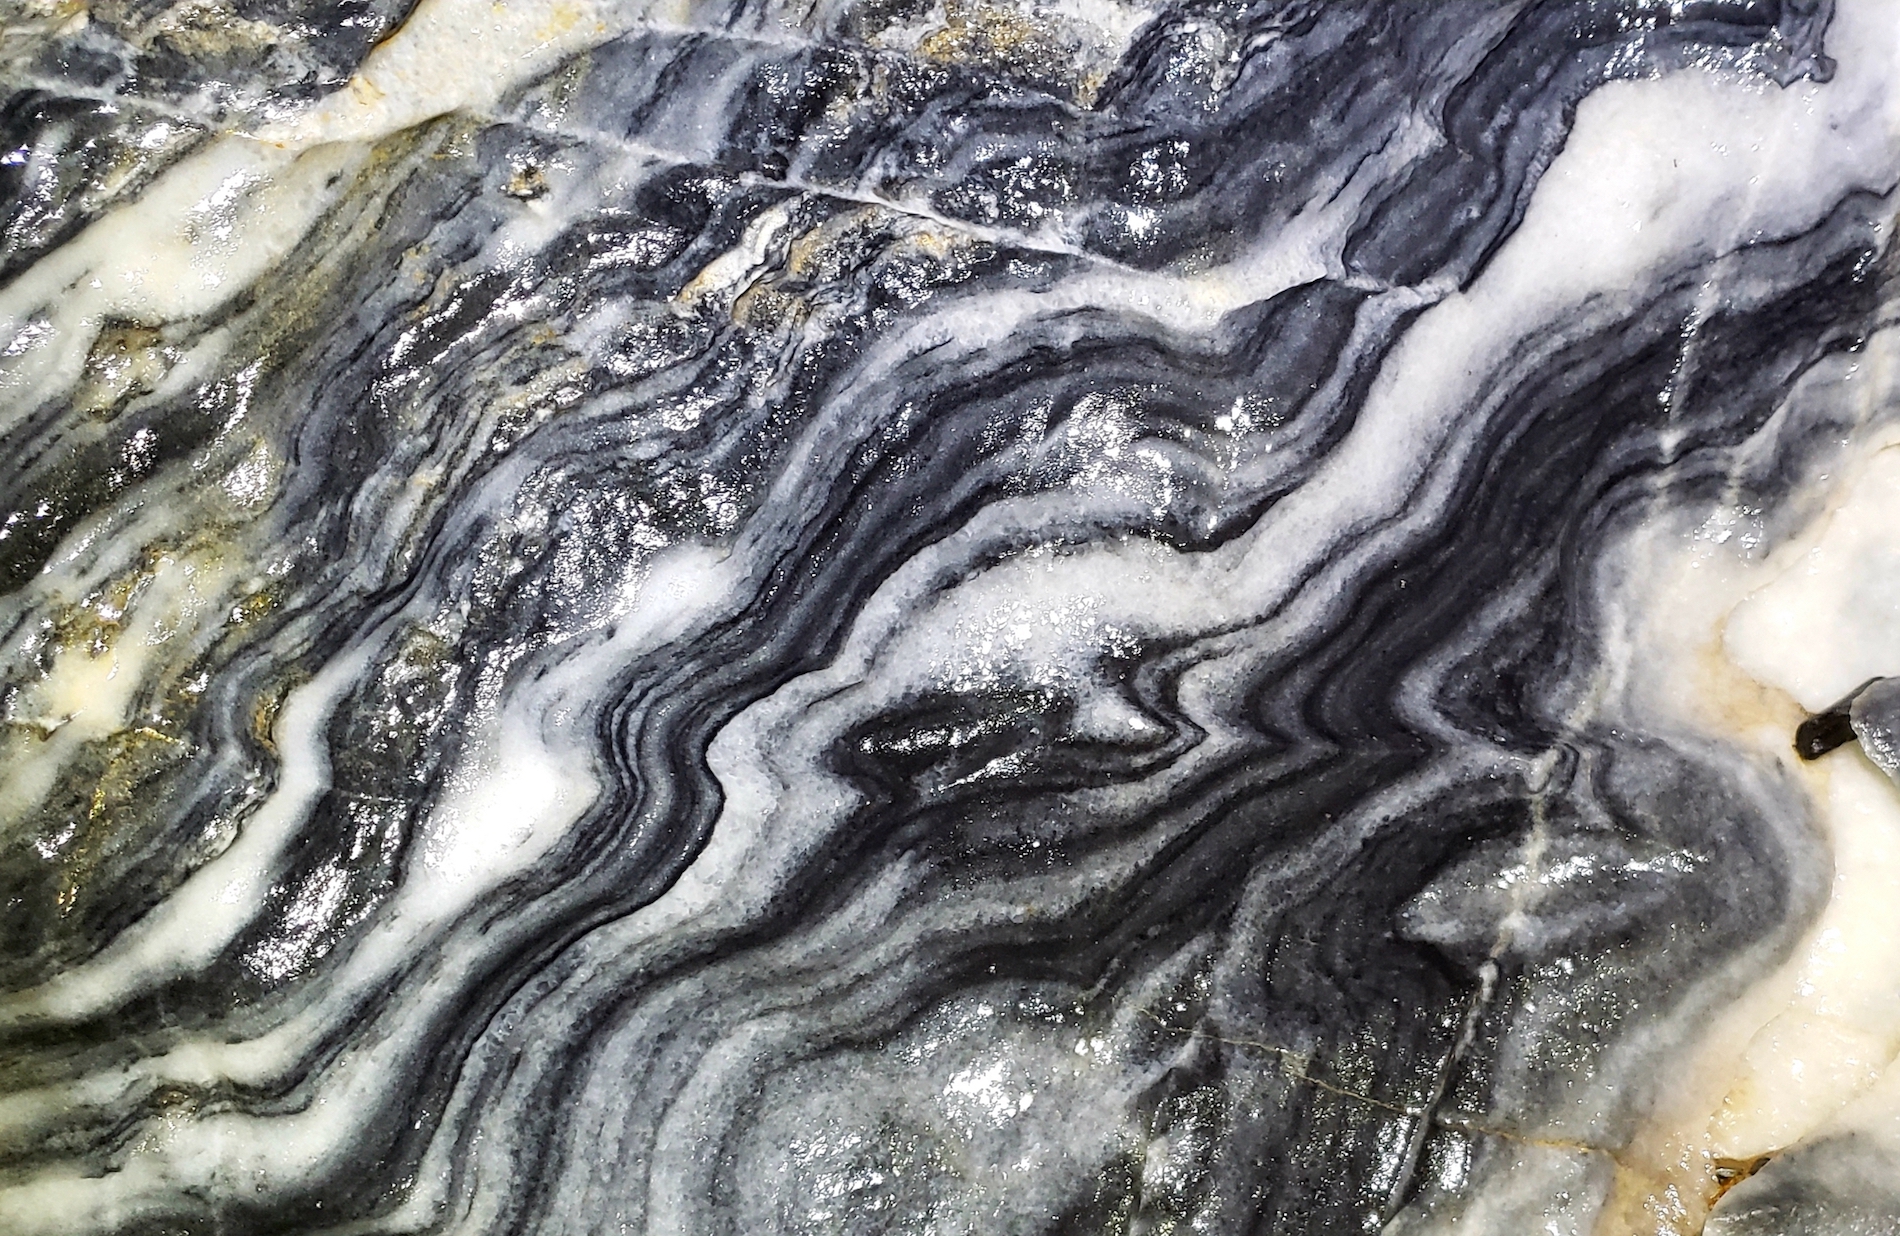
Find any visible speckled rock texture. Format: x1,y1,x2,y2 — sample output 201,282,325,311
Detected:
5,2,1900,1233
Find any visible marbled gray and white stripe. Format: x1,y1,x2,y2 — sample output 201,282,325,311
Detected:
3,1,1899,1233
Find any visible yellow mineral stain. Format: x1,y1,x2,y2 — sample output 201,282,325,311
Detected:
916,2,1054,66
0,544,239,835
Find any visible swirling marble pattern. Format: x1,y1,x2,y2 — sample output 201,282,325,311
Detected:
5,0,1900,1232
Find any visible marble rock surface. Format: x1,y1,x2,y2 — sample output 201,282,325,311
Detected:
6,0,1900,1232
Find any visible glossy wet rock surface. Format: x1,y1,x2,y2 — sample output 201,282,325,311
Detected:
3,1,1900,1233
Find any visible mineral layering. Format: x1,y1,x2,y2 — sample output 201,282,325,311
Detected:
7,0,1900,1233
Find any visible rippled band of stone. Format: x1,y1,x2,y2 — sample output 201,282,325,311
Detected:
0,1,1884,1233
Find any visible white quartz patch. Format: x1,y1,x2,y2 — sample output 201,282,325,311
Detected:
1587,364,1900,1231
1712,443,1900,1157
1728,448,1900,712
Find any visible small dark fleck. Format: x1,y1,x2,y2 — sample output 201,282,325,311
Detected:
1794,677,1881,760
1795,707,1857,760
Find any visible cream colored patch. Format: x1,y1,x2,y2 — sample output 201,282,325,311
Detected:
1591,422,1900,1233
0,545,237,834
1705,447,1900,1155
1727,449,1900,710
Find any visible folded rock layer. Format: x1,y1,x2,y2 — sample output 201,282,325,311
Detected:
2,1,1899,1233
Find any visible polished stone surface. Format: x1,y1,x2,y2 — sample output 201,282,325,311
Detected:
3,1,1900,1232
